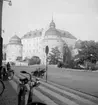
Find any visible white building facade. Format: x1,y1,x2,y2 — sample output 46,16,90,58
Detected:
6,20,77,64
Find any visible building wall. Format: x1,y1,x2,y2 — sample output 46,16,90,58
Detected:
40,35,65,64
6,29,77,64
21,33,76,64
22,36,42,60
6,44,22,62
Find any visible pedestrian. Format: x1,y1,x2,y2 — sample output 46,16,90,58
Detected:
6,62,11,71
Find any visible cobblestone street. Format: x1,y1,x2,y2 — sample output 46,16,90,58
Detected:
0,81,17,105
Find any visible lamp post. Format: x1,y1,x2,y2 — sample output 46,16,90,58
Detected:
45,45,49,82
0,0,12,67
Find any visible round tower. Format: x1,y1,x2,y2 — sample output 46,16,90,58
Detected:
6,35,23,62
41,19,65,64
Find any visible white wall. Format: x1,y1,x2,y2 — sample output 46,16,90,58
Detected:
6,44,22,62
22,37,42,60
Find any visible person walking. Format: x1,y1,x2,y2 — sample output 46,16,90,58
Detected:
6,62,11,71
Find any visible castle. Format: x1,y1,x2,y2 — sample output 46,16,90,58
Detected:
5,19,77,64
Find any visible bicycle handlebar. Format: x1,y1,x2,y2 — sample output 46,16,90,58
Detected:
20,70,40,88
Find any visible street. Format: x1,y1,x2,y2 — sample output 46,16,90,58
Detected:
4,65,97,105
12,65,98,97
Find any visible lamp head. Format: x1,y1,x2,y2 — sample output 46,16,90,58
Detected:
8,0,12,6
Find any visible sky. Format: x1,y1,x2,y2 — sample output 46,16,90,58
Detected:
2,0,98,44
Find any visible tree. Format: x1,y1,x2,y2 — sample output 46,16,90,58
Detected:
75,40,98,66
29,56,41,65
75,40,82,49
63,44,72,65
16,56,22,61
23,57,29,62
48,47,62,64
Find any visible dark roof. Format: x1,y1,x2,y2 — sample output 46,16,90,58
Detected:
9,35,21,44
45,28,61,37
21,29,42,39
57,29,77,39
45,19,61,37
45,19,77,39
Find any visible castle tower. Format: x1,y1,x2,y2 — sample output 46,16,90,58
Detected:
6,35,23,62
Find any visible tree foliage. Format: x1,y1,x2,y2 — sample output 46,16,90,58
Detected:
23,57,30,61
75,40,98,64
29,56,41,65
48,47,62,64
16,56,22,61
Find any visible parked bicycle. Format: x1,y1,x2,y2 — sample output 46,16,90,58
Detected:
17,70,46,105
7,68,14,80
32,68,46,78
0,79,5,96
0,66,14,81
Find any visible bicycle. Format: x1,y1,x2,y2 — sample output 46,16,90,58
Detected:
7,69,14,80
32,68,46,78
17,70,46,105
1,66,14,81
0,79,5,96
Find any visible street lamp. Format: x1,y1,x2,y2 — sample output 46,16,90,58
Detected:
3,0,12,6
45,45,49,82
0,0,12,67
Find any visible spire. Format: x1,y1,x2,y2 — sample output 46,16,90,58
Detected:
50,14,56,28
14,32,17,36
52,13,53,22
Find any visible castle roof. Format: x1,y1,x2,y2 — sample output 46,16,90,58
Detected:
57,29,77,39
45,20,77,40
21,29,43,39
45,20,61,37
9,35,22,44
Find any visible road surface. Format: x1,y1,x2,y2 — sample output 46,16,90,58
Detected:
8,66,98,105
12,65,98,97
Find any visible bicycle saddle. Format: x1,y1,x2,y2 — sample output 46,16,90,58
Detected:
19,78,28,84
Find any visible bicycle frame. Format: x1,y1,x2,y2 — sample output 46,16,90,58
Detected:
27,72,33,104
18,71,40,105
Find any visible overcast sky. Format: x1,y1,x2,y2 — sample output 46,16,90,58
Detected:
2,0,98,44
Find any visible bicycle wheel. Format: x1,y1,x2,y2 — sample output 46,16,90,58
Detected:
0,79,5,95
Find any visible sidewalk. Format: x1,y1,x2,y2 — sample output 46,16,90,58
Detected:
0,81,18,105
0,80,44,105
